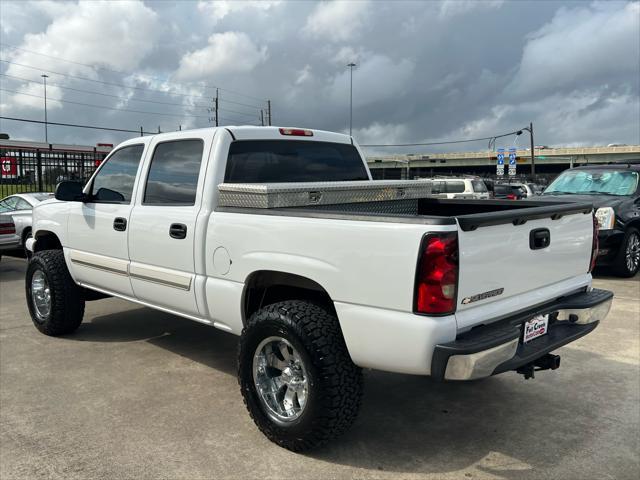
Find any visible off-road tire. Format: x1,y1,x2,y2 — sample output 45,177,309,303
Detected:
613,227,640,277
238,300,363,451
26,250,85,335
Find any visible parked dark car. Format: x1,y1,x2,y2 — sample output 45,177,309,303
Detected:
541,163,640,277
494,183,527,200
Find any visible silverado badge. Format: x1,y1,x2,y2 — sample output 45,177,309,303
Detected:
461,288,505,305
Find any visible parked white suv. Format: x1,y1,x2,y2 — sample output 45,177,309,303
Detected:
426,177,490,199
26,126,612,451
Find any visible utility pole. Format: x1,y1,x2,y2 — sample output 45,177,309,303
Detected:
215,88,219,126
267,100,272,126
529,121,535,176
260,110,264,126
41,74,49,143
347,62,356,136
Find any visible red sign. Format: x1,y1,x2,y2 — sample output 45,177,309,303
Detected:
0,157,17,177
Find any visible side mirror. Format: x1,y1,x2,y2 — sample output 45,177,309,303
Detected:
55,181,85,201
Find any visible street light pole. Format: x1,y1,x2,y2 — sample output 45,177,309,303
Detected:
41,74,49,143
517,122,536,177
347,62,356,136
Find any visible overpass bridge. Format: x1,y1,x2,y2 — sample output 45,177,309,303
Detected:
366,145,640,180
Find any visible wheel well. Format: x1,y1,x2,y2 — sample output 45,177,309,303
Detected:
21,226,32,242
243,271,335,324
34,231,62,252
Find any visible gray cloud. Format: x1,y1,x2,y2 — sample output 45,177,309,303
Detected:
0,0,638,155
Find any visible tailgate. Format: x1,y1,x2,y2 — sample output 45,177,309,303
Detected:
455,210,594,330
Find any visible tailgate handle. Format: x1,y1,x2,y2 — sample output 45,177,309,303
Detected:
530,228,550,250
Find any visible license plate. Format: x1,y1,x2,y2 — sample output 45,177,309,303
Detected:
523,314,549,343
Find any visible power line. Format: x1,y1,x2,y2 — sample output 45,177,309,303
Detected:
1,59,267,112
0,87,210,119
1,73,261,119
1,43,269,103
360,130,523,147
1,73,210,109
0,116,261,137
0,116,156,135
2,59,264,109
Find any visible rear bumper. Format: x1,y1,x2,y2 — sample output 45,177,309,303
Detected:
431,288,613,381
0,234,21,252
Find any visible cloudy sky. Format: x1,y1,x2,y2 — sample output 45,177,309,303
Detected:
0,0,638,155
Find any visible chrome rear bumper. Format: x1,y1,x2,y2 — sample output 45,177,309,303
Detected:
431,289,613,381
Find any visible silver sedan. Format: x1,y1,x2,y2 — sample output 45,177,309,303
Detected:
0,192,54,256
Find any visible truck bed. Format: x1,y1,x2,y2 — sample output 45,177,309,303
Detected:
217,181,593,231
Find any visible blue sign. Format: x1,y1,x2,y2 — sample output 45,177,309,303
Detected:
509,148,516,165
497,148,505,165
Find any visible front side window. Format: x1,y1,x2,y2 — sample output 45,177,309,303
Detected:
144,139,204,205
91,145,144,203
15,198,31,210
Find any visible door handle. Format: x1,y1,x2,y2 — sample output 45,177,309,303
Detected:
113,217,127,231
169,223,187,239
530,228,550,250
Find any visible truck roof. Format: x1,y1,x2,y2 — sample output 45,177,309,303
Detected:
116,126,354,149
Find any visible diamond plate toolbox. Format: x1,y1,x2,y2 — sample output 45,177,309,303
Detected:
218,180,434,209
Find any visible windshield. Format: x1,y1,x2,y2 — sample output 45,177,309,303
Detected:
544,170,638,196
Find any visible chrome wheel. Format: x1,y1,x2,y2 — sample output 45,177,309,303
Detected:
252,336,309,423
626,232,640,273
31,269,51,321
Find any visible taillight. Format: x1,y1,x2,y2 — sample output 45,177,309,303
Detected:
279,128,313,136
506,194,516,200
589,212,599,273
0,222,16,235
414,232,459,315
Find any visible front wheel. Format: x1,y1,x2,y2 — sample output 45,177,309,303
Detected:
238,300,363,451
613,227,640,277
26,250,85,335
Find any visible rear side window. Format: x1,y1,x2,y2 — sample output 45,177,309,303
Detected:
472,180,488,192
91,145,144,203
144,139,204,205
224,140,369,183
445,181,465,193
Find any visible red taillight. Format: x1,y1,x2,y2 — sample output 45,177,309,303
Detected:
589,212,599,273
279,128,313,137
414,232,459,315
0,222,16,235
506,194,516,200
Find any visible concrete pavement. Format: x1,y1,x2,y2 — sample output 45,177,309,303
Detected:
1,256,638,479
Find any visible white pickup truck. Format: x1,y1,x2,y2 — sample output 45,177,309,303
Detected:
26,126,613,451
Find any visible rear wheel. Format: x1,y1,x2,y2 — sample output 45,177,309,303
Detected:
613,227,640,277
238,300,363,451
26,250,85,335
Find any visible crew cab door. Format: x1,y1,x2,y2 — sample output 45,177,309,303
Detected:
66,144,145,297
128,133,211,316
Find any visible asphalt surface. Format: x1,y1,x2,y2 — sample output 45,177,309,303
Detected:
1,256,638,480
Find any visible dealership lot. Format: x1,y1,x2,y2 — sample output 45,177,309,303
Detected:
1,256,638,480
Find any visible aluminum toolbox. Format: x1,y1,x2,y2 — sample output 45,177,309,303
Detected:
218,180,434,209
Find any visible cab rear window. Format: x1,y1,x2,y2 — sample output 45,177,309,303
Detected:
224,140,369,183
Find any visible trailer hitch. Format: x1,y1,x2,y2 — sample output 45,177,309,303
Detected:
516,353,561,380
